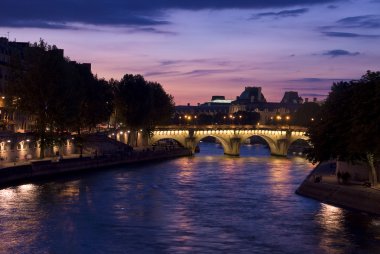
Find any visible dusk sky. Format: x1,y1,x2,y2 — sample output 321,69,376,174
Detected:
2,0,380,105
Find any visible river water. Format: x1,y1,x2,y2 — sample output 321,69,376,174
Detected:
1,143,380,254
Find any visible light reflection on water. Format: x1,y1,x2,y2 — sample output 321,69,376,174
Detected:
0,143,379,253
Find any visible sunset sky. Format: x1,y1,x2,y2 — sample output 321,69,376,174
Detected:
2,0,380,105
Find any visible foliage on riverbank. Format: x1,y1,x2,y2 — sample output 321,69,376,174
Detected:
306,71,380,184
5,39,174,157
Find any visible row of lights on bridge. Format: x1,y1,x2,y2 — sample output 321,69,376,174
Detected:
110,129,144,136
1,139,31,144
179,115,244,120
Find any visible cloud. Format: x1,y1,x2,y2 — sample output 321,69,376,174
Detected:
1,0,339,29
284,86,330,90
250,8,309,19
337,15,380,29
287,77,352,83
183,69,234,77
319,15,380,40
327,4,338,9
322,31,380,38
300,93,328,97
322,49,360,57
144,71,180,77
159,58,234,67
322,32,380,39
129,27,177,35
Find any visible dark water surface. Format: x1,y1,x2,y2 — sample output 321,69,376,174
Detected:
1,143,380,254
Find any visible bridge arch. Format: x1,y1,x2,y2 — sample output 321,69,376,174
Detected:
149,130,189,149
287,138,311,156
241,134,278,155
151,138,185,149
193,134,232,155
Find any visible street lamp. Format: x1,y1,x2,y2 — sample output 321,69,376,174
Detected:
275,115,282,129
285,115,290,129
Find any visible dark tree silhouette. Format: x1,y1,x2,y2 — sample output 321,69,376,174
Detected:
292,102,321,127
306,71,380,184
114,74,174,145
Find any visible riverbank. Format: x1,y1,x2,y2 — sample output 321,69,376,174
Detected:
296,161,380,215
0,148,191,188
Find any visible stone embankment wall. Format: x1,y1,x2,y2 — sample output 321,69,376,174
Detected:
296,161,380,215
0,148,191,187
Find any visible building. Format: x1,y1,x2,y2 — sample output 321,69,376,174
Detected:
0,37,31,131
281,91,303,104
0,37,91,132
176,95,232,117
230,87,303,124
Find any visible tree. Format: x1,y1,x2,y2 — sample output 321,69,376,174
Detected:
114,74,174,145
147,81,175,127
292,102,321,127
306,71,380,185
349,71,380,184
69,64,113,132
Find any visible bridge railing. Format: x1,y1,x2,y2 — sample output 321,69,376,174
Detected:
154,124,307,132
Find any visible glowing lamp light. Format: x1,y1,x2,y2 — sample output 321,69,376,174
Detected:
120,131,123,134
7,140,11,143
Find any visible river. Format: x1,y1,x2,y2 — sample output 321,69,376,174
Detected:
0,143,380,254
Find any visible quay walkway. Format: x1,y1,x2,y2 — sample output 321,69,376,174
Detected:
296,161,380,215
0,147,191,188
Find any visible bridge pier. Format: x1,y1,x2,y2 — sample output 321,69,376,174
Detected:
184,137,197,155
224,138,241,156
271,139,290,157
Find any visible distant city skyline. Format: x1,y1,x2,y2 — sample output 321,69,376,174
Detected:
2,0,379,104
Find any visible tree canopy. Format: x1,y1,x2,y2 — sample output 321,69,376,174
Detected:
114,74,175,130
292,102,321,127
306,71,380,183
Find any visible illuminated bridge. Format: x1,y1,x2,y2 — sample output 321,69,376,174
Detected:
150,126,308,156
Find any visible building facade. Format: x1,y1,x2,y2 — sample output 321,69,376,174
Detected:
175,87,305,125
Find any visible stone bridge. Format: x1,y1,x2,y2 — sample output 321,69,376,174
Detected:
150,128,308,156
